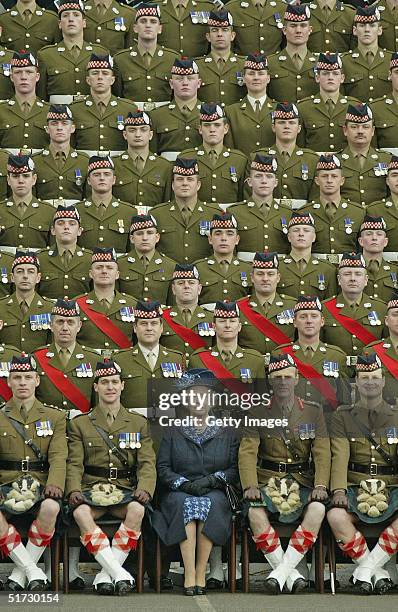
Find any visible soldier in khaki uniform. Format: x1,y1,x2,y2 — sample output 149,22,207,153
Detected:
300,154,364,255
297,53,359,153
358,215,398,302
0,46,17,100
151,157,221,263
66,358,156,595
225,53,277,157
194,213,252,305
238,353,330,594
267,5,317,103
378,0,398,52
342,6,392,102
327,354,398,595
181,103,248,204
237,251,296,356
76,155,137,252
322,252,387,358
150,57,203,157
189,300,265,383
278,211,338,300
373,53,398,150
155,0,214,57
113,111,172,206
0,1,60,55
161,263,214,358
227,0,285,56
38,205,92,300
340,102,391,206
71,54,138,153
33,104,89,201
229,154,291,257
195,10,246,107
76,247,137,351
273,295,349,408
0,354,66,592
308,0,355,53
0,251,54,353
254,102,319,203
118,214,175,303
0,154,54,249
116,300,185,411
37,0,108,101
113,3,178,103
34,298,98,414
368,156,398,251
0,51,49,150
84,0,136,55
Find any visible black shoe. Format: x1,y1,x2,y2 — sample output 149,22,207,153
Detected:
206,577,224,590
184,586,196,596
148,575,174,591
5,580,24,592
94,582,114,596
264,577,281,595
195,586,207,596
27,580,47,592
69,577,85,591
290,578,308,594
114,580,133,596
374,578,392,595
354,580,373,595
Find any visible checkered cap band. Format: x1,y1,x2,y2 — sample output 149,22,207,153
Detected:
124,111,150,126
389,156,398,170
354,7,380,22
94,360,122,380
284,5,311,21
210,214,237,229
171,60,199,75
200,104,224,121
92,249,116,263
346,104,372,123
294,296,322,313
11,53,37,67
9,355,37,372
356,355,382,371
172,266,199,279
253,253,279,269
273,103,299,120
7,156,35,173
12,253,39,270
134,302,163,318
213,302,239,318
360,216,386,231
339,253,366,268
87,156,114,173
207,11,233,27
244,55,268,70
52,300,80,317
173,161,199,175
130,215,157,231
47,110,72,120
58,0,85,13
316,53,342,71
53,206,80,222
8,162,30,173
388,292,398,309
87,58,113,70
288,213,315,228
391,54,398,69
136,4,161,20
269,353,296,372
316,155,341,170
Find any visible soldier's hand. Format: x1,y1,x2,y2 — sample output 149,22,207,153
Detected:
310,486,329,503
69,491,85,508
44,484,63,499
244,487,261,501
133,489,151,505
331,490,348,508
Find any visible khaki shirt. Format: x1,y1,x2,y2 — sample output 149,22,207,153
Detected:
195,53,247,107
113,152,172,206
342,48,392,102
0,47,16,100
0,197,54,249
84,1,136,55
0,97,49,149
194,256,252,304
0,8,61,55
340,146,391,207
224,96,277,157
150,101,202,155
307,2,355,53
227,0,285,56
117,248,176,303
372,95,398,149
267,50,318,102
278,255,338,300
155,0,215,57
76,198,137,253
38,246,93,300
0,292,55,353
161,304,214,358
33,148,89,201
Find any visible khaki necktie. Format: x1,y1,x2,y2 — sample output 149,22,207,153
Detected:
176,2,185,19
55,151,65,170
61,250,73,267
98,101,106,117
209,149,218,166
180,104,191,118
70,45,80,60
368,259,379,275
220,259,229,274
98,202,107,218
297,259,307,274
293,53,303,71
143,52,152,69
17,201,27,217
221,350,233,364
261,301,270,315
254,99,261,117
21,101,30,117
20,300,29,317
304,346,313,359
366,51,374,66
325,201,336,221
326,98,335,116
134,155,145,173
255,1,264,14
141,255,149,270
106,412,115,427
101,298,110,312
58,348,70,368
322,4,331,18
181,206,191,225
20,404,28,422
357,154,366,170
23,9,32,23
147,351,157,371
281,150,290,164
217,57,226,73
182,308,192,325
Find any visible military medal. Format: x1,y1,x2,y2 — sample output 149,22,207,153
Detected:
391,272,398,289
323,361,331,377
2,63,11,76
240,271,248,287
229,166,238,182
374,163,388,177
0,267,7,284
301,163,309,181
0,361,9,377
298,424,308,440
277,312,286,324
236,72,244,87
47,420,53,436
274,12,283,28
75,169,82,186
240,368,252,383
368,310,381,326
318,273,325,291
120,306,135,322
133,432,141,449
114,16,126,31
117,115,124,131
386,427,398,444
35,421,44,437
199,220,210,236
29,315,38,331
161,363,170,378
190,11,199,23
281,216,288,234
119,433,127,449
344,217,353,234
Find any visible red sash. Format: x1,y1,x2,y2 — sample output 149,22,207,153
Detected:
196,350,247,395
76,297,132,349
0,378,12,401
162,308,207,350
371,342,398,379
35,349,91,413
323,297,378,346
238,297,292,346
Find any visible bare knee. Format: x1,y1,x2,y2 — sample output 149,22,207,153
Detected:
327,507,351,531
73,504,93,525
38,499,60,522
248,507,269,534
305,501,326,523
126,501,145,523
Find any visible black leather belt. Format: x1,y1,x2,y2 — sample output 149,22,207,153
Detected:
348,462,396,476
0,459,49,472
257,458,311,473
85,466,132,480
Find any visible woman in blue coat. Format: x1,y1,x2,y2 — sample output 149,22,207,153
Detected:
153,369,240,596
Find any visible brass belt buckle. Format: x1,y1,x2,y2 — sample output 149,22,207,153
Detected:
369,463,378,476
21,459,29,473
109,467,118,480
278,462,287,473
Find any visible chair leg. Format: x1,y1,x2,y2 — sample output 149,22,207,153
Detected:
242,527,249,593
328,528,337,595
155,537,161,594
62,532,69,594
51,537,60,592
314,527,324,594
137,536,144,593
228,520,236,593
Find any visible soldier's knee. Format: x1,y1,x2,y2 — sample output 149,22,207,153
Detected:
306,501,326,522
127,501,145,522
40,498,60,520
327,507,348,529
73,504,91,522
248,506,268,530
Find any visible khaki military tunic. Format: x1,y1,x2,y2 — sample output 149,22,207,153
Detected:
364,336,398,405
0,292,54,353
161,305,214,358
0,47,15,100
330,401,398,491
0,198,54,249
297,94,359,153
150,101,202,155
37,42,109,100
340,146,391,207
76,198,137,252
299,199,365,254
76,289,137,350
0,250,14,298
224,97,277,157
113,45,179,103
342,48,392,102
189,345,265,382
267,50,318,103
117,343,185,410
0,398,67,489
113,152,172,206
238,397,330,490
227,0,285,56
117,248,175,302
227,199,291,255
84,1,136,55
372,95,398,150
365,258,398,302
367,198,398,251
0,8,61,55
377,1,398,53
194,256,252,304
34,341,98,412
0,97,49,150
71,95,138,152
155,0,215,57
37,246,93,300
151,199,221,263
237,292,296,356
66,404,156,495
180,146,249,204
278,256,338,300
322,292,387,357
195,54,247,107
33,148,89,201
307,1,355,53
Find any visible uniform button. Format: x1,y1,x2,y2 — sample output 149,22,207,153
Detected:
330,123,334,127
223,279,228,284
64,285,68,289
65,275,68,279
184,243,189,247
24,122,29,127
220,79,224,83
74,67,79,72
24,134,28,137
297,75,301,80
300,280,304,285
99,237,104,241
297,87,301,91
144,287,149,291
138,179,143,183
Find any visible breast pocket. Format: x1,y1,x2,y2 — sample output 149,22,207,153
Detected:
0,430,17,454
83,437,104,463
